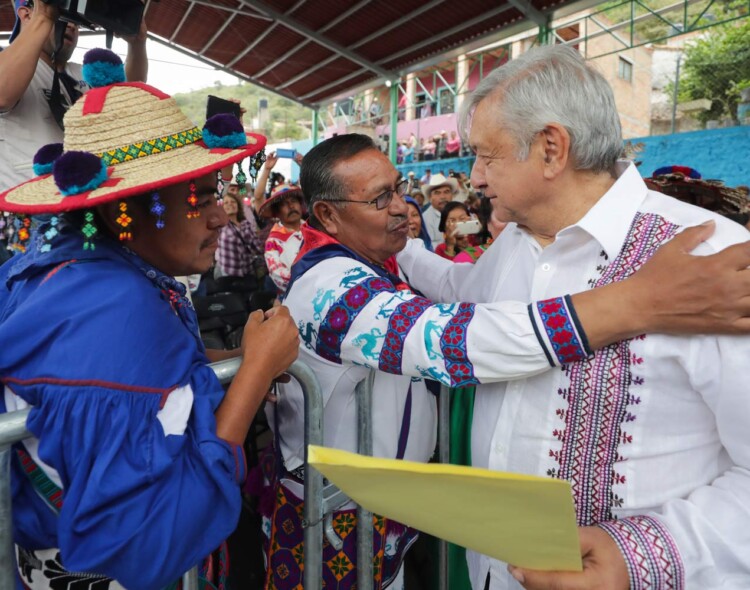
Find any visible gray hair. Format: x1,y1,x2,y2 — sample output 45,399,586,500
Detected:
458,45,622,174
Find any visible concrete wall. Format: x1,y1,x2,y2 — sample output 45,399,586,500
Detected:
633,126,750,186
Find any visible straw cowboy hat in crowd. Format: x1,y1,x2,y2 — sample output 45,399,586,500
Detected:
422,173,458,196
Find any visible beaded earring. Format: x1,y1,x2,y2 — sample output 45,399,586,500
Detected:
116,200,133,241
150,191,166,229
250,150,266,182
186,180,200,218
39,215,60,252
235,165,247,197
81,211,99,250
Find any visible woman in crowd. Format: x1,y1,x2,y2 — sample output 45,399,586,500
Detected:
454,196,506,263
405,196,433,251
216,190,267,281
434,201,474,260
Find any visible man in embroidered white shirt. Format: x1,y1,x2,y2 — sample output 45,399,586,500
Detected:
397,45,750,590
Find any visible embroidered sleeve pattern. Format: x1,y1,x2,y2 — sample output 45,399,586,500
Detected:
265,235,288,292
598,516,685,590
301,265,479,387
316,276,394,363
529,295,591,366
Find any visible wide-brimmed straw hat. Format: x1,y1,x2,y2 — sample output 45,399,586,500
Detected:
259,183,304,219
0,49,266,215
423,173,458,196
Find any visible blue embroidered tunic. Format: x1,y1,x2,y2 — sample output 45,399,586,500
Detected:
0,230,246,590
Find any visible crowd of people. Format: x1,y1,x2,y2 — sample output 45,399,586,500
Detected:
394,129,467,164
1,4,750,589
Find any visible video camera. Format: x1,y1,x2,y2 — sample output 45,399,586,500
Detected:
40,0,145,37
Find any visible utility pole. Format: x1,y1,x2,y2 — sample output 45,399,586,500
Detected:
671,53,682,135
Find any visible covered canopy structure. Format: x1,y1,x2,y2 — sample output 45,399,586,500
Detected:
0,0,591,108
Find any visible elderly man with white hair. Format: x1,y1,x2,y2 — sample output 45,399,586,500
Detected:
398,45,750,590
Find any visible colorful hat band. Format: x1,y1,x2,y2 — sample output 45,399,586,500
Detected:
98,126,203,166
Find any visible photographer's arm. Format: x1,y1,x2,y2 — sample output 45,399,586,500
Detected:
122,18,148,82
253,151,278,213
0,3,56,111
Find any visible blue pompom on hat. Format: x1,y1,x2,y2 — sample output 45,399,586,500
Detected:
202,114,248,149
82,48,126,88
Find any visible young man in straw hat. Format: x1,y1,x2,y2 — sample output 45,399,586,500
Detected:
261,133,750,590
0,50,298,589
421,172,459,246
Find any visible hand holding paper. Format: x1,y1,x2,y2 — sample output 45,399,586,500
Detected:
508,526,629,589
308,445,583,572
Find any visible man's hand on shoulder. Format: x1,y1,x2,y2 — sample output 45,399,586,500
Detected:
629,221,750,335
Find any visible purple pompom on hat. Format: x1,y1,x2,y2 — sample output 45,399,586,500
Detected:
33,143,64,176
202,114,248,149
53,151,109,196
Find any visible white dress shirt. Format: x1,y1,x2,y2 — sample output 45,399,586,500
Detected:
422,205,444,246
397,162,750,590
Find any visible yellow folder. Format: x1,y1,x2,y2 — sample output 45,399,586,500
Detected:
308,445,582,572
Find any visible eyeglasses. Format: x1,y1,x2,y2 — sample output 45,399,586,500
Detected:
327,178,409,211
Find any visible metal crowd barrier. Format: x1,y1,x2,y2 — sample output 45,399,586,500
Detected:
0,359,452,590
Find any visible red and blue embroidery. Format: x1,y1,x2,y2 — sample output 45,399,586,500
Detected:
316,277,393,363
439,302,478,387
378,297,432,374
535,296,588,365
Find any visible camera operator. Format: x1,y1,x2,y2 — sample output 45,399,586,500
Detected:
0,0,148,191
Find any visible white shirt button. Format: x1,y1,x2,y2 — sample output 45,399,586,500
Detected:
494,443,504,453
541,263,551,271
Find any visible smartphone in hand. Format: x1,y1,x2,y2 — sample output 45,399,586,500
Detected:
275,148,298,159
454,219,482,236
206,95,241,120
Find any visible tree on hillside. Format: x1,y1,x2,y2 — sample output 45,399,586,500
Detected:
173,83,311,142
678,19,750,123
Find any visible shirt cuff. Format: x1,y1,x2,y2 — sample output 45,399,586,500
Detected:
528,295,592,366
598,516,685,590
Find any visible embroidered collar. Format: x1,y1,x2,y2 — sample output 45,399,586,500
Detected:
286,225,412,297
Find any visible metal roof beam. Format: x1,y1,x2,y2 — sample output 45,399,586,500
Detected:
276,53,339,90
299,67,370,101
504,0,547,27
200,13,236,54
183,0,273,19
349,0,447,49
376,5,517,66
170,1,195,42
237,0,392,78
253,0,370,81
226,23,277,67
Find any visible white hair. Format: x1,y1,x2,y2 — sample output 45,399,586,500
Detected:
459,45,623,174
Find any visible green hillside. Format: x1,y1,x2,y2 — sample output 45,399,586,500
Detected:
173,81,312,143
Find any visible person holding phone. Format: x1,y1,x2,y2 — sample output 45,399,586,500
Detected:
0,0,148,192
435,201,475,260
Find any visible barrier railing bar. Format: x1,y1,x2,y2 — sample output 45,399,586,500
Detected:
438,384,451,590
355,371,376,590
